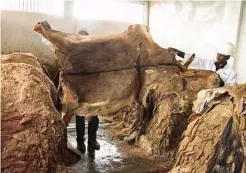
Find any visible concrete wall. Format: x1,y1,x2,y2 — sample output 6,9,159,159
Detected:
235,2,246,84
1,10,131,75
149,1,245,84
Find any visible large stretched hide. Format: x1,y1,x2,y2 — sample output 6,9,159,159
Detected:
33,22,179,119
33,22,223,161
33,22,221,125
1,53,79,173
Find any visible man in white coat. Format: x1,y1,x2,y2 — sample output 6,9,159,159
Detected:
168,42,237,86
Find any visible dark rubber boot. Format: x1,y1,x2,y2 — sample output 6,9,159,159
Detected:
76,115,86,153
77,141,86,154
88,116,100,152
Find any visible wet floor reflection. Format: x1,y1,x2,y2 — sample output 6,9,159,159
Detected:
67,120,172,173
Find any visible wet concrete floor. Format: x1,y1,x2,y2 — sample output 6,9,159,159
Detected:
67,119,173,173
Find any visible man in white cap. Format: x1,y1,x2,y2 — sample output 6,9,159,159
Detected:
77,27,89,36
75,28,100,154
168,42,237,86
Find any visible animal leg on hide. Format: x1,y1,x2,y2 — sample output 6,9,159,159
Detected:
33,21,76,53
62,112,74,127
183,54,195,69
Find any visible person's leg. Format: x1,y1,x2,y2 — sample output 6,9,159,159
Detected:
88,116,100,151
76,115,86,153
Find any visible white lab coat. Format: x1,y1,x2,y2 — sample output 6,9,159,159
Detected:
183,53,237,86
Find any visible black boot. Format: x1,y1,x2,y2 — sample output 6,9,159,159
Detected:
88,116,100,152
76,115,86,153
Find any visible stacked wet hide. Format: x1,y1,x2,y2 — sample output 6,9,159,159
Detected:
2,53,45,70
33,22,221,158
170,84,246,173
1,53,79,173
109,68,221,157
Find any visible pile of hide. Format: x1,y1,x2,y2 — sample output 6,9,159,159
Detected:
1,53,79,173
33,21,222,159
1,22,243,173
170,84,246,173
107,68,221,157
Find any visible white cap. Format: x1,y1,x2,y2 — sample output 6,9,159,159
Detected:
217,42,234,56
76,27,89,35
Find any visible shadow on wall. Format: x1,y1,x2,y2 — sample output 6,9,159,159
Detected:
1,10,132,77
